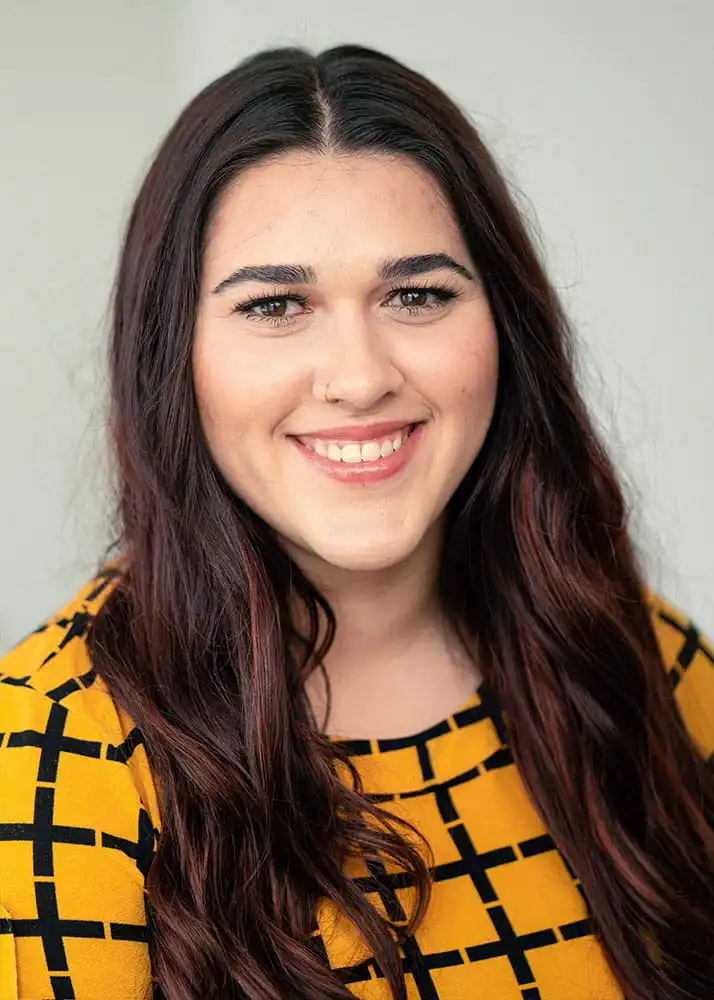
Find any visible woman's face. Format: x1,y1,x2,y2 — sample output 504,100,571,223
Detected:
193,150,499,572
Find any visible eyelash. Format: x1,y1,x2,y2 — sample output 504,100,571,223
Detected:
231,281,462,329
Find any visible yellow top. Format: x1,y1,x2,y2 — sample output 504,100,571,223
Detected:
1,566,712,1000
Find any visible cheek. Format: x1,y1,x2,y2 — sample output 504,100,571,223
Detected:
461,343,499,413
192,357,256,470
425,319,499,419
192,349,269,496
192,337,281,438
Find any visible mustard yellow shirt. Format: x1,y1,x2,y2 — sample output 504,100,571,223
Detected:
1,566,712,999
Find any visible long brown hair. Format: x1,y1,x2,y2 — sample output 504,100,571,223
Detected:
86,44,714,999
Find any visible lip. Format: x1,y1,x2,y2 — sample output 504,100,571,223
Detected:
290,419,423,443
289,421,426,484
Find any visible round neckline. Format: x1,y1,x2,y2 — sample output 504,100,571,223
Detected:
326,677,485,748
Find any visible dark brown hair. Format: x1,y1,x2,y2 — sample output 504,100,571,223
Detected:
87,44,714,999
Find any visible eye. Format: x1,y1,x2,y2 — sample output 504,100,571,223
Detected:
385,282,461,316
231,289,309,328
230,280,462,331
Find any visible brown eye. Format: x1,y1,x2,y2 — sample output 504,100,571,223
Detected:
232,292,310,329
400,290,430,308
254,299,288,318
386,284,460,316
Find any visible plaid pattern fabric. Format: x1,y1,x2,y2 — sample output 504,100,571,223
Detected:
0,568,712,999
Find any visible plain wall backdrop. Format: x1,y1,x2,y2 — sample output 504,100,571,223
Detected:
1,0,712,653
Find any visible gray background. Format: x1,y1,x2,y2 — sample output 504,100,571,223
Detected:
1,0,712,653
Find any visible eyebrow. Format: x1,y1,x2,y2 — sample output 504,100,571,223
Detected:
211,252,475,295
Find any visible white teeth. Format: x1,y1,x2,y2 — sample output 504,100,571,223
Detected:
360,441,382,462
308,427,413,463
341,443,364,464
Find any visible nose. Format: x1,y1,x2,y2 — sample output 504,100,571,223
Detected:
315,310,404,410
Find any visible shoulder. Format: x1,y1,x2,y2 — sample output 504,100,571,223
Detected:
0,561,127,744
0,559,161,828
1,560,121,694
0,561,159,998
644,586,714,760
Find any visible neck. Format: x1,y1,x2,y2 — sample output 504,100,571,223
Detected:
290,517,445,662
283,518,480,738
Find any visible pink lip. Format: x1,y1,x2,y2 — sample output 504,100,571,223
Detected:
292,419,421,443
289,422,426,484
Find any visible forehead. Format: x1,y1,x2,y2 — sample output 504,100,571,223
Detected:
202,150,463,278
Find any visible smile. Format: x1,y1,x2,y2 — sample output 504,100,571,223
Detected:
289,422,426,484
298,425,415,464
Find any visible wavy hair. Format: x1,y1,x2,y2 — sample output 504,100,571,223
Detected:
86,44,714,999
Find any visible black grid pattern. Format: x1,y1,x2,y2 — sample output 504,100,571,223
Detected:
312,681,596,1000
1,570,712,999
0,566,158,999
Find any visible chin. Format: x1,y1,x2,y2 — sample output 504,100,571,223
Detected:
309,535,421,573
276,509,436,576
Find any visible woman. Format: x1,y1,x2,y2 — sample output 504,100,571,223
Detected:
0,42,712,1000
